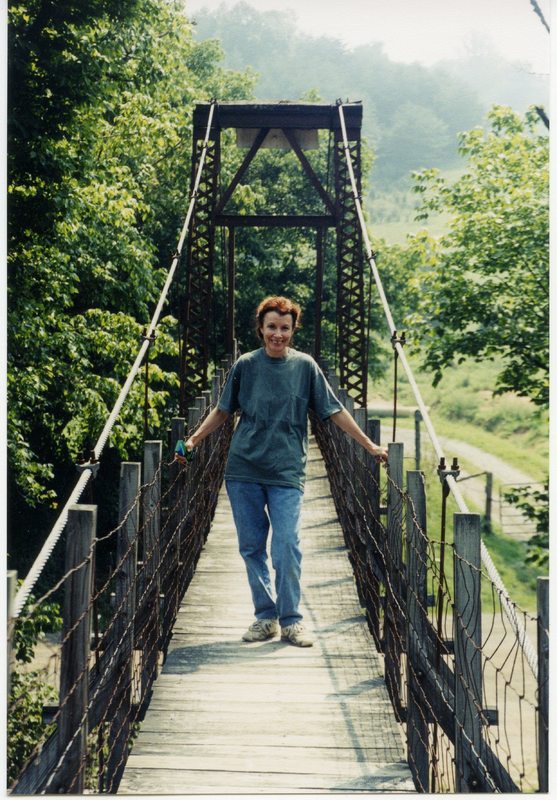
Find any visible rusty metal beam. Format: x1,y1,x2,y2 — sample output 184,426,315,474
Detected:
281,128,336,215
214,127,269,216
214,214,336,228
335,135,367,409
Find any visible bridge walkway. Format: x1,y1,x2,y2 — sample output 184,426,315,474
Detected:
118,437,415,794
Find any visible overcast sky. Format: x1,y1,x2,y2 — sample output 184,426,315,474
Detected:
184,0,551,73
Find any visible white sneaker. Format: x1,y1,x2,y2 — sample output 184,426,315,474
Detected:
281,622,314,647
242,618,279,642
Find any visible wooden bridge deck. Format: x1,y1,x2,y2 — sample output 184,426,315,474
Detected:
119,437,415,794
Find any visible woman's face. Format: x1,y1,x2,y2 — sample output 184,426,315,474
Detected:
260,311,294,358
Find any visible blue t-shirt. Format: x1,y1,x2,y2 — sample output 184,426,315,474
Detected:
218,348,343,490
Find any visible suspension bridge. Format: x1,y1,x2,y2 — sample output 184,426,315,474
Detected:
7,101,548,794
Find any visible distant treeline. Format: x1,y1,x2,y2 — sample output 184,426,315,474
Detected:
190,1,549,185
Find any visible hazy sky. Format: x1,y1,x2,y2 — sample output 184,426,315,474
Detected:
185,0,551,73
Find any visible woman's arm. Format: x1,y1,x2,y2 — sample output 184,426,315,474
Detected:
185,407,230,450
329,408,388,463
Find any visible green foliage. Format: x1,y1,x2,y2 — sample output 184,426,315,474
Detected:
503,483,549,568
13,594,63,664
8,0,255,566
405,106,549,407
191,2,493,186
8,588,63,785
7,671,58,786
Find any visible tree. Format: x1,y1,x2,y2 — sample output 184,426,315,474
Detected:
8,0,255,570
407,106,549,407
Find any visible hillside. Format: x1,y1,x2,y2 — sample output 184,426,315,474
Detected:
189,1,548,190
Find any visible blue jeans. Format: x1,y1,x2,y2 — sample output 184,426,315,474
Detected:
225,480,304,627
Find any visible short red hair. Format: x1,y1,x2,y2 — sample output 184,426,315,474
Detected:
255,296,302,339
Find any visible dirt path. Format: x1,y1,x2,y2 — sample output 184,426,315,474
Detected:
394,426,539,537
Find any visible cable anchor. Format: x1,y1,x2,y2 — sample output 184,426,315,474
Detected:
76,450,100,477
437,456,460,483
391,330,406,349
141,327,157,347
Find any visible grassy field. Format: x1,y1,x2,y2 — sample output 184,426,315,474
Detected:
369,358,548,481
368,357,548,612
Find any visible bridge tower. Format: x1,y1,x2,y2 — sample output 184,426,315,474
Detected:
180,101,367,412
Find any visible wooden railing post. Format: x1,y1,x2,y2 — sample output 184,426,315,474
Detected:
141,441,162,711
385,442,404,718
52,504,96,794
453,512,483,793
537,575,549,793
405,471,429,792
365,418,382,646
162,417,185,652
106,462,140,792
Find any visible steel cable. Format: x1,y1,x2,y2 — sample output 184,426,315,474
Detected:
336,102,538,680
12,101,218,619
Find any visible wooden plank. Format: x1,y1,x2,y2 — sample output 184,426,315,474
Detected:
52,504,96,794
117,437,414,795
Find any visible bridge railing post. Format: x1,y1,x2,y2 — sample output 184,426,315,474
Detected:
385,442,404,719
353,407,369,605
365,418,383,646
141,440,162,713
51,504,96,794
106,462,141,792
405,470,429,792
162,417,185,653
453,512,483,793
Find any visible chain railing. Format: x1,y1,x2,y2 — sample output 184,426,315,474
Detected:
7,359,234,794
311,366,549,793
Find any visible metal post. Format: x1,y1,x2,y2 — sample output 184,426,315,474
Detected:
54,505,96,794
405,471,429,791
537,575,549,793
484,472,493,533
314,226,324,362
453,512,482,793
414,409,422,471
227,226,236,355
106,462,141,792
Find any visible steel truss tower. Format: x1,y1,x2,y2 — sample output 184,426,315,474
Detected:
180,102,368,413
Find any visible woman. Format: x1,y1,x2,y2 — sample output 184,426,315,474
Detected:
184,296,387,647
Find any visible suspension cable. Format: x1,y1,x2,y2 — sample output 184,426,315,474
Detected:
337,102,538,678
12,100,218,620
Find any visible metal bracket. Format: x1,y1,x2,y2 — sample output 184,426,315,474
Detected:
391,330,406,349
437,456,460,482
76,451,100,477
141,328,157,346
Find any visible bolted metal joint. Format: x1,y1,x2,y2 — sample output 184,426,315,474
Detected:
437,456,460,483
76,450,100,477
390,330,406,349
